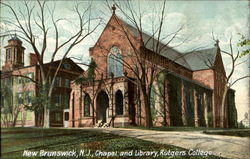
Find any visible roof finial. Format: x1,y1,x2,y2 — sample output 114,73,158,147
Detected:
112,4,116,14
215,39,219,47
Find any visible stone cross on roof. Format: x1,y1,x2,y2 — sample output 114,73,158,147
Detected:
214,39,220,47
112,4,116,14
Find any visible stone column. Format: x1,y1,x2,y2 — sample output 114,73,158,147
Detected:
181,81,187,126
69,91,75,127
75,90,80,128
193,89,199,127
79,86,83,119
93,92,97,124
124,80,129,116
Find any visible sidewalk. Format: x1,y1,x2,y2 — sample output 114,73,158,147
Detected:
82,127,250,159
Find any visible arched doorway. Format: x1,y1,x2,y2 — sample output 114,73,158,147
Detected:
115,90,123,115
96,91,109,123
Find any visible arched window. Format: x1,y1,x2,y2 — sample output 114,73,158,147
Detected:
84,94,91,117
115,90,123,115
107,46,123,77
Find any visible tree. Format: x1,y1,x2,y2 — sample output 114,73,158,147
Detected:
213,37,249,128
1,0,101,127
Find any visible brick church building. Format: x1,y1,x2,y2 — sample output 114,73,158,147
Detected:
1,7,237,128
69,8,237,128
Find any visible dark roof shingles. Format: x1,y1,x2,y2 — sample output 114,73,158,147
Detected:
117,16,217,71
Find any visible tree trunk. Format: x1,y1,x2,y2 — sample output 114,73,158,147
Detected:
92,81,95,126
43,107,50,128
43,82,51,128
163,81,167,126
220,85,228,128
142,88,153,128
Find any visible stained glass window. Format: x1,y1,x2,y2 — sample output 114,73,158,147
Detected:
107,46,123,77
84,94,91,117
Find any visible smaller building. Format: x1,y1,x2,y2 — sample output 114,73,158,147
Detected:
240,113,250,128
1,36,84,127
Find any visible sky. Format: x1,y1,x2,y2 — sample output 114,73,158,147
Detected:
0,0,249,122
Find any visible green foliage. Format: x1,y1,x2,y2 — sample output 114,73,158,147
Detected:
87,58,97,81
238,121,246,129
237,33,250,57
75,59,97,84
25,83,51,113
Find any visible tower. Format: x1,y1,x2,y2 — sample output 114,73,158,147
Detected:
2,35,25,71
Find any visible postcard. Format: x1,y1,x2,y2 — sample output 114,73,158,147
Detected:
1,0,249,159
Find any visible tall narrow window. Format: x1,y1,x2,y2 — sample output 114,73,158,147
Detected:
27,92,32,105
108,54,115,77
26,73,34,83
55,77,61,87
116,53,123,77
6,49,11,60
107,46,123,77
54,94,61,106
84,94,91,117
17,93,23,104
65,79,70,88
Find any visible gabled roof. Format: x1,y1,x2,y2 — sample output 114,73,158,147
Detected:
44,58,84,73
184,47,218,71
116,15,218,71
117,17,190,69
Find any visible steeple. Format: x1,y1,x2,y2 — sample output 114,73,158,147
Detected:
2,35,25,71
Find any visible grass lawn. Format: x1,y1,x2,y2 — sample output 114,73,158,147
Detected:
121,126,247,131
118,126,228,131
119,126,250,137
1,127,226,159
203,129,250,137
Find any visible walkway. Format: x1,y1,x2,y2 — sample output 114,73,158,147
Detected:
83,128,250,159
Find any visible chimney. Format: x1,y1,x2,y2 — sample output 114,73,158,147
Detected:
89,47,94,56
29,53,38,65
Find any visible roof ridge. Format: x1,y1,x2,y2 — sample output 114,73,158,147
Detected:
184,46,217,54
